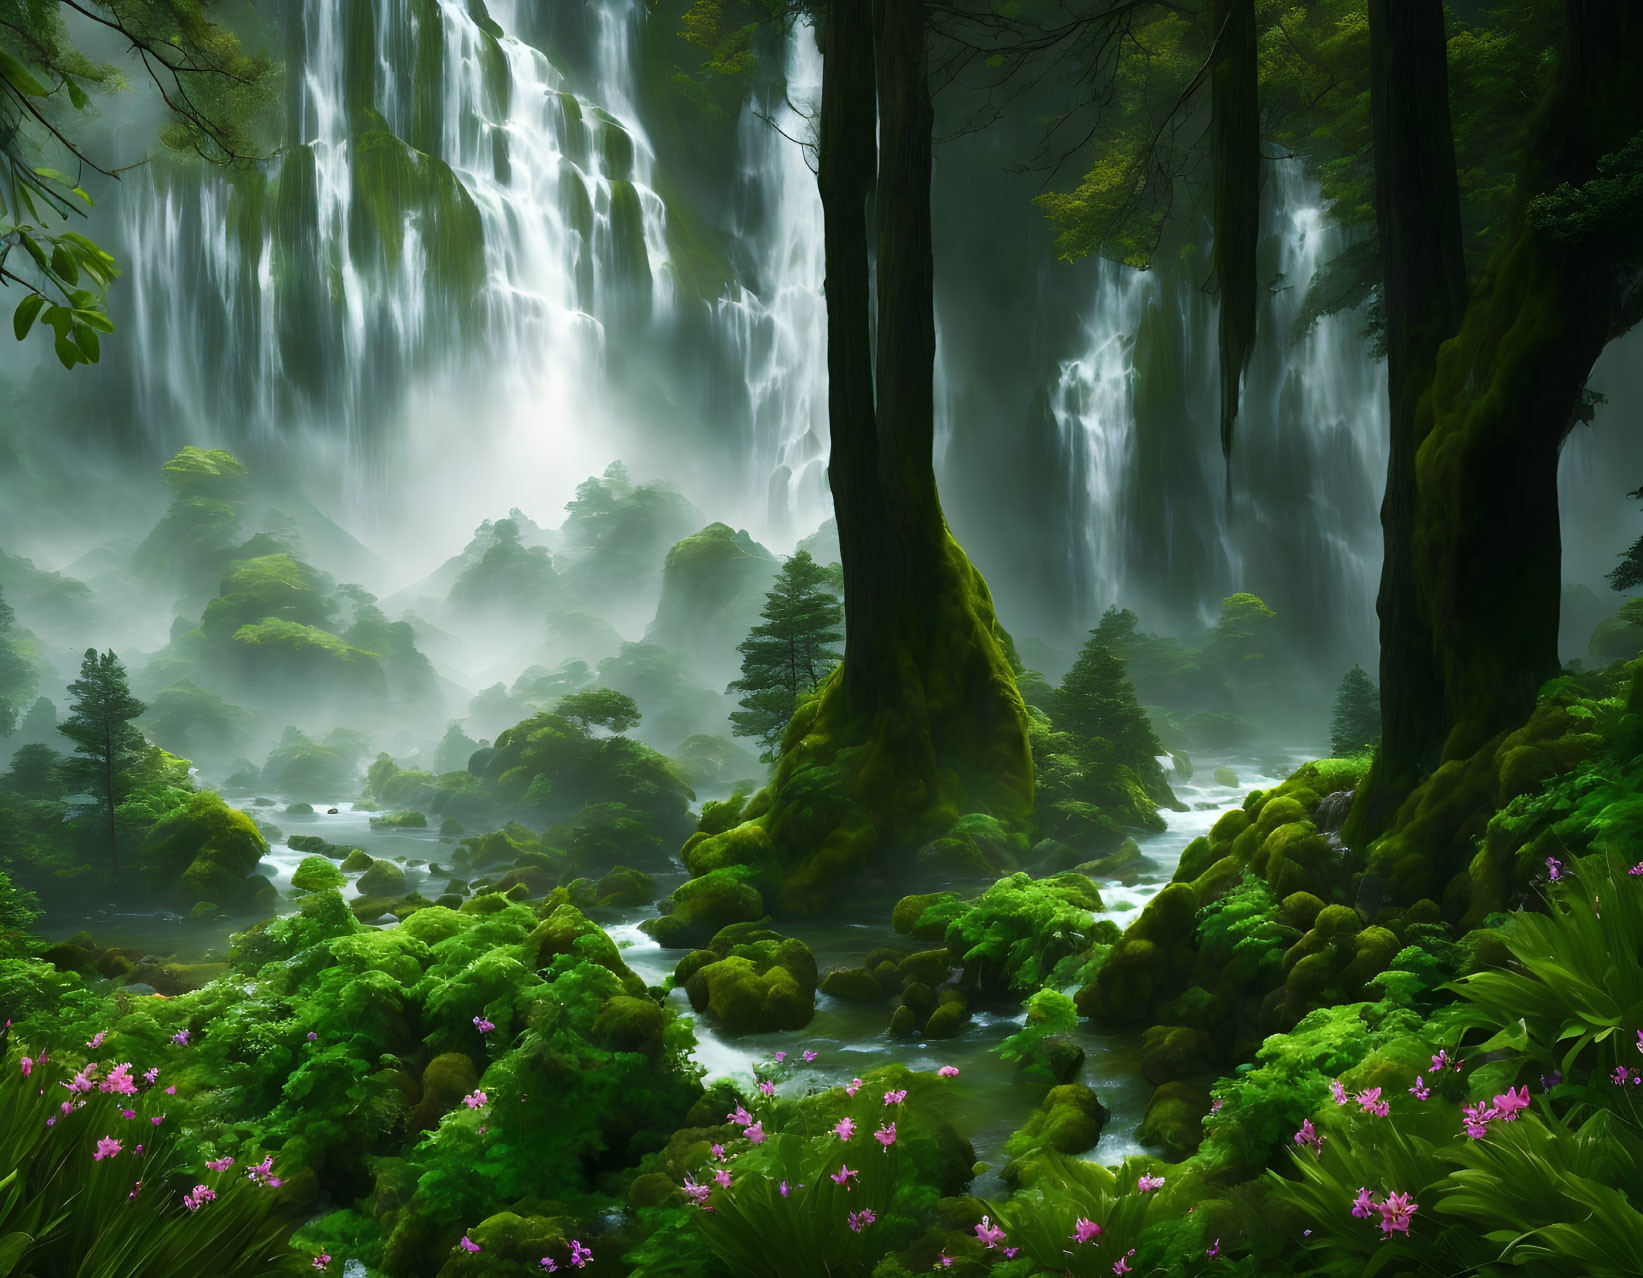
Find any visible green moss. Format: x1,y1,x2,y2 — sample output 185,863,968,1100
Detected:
350,131,487,306
137,791,269,908
606,178,652,291
291,856,346,892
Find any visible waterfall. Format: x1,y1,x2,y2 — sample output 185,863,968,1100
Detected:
1048,161,1388,665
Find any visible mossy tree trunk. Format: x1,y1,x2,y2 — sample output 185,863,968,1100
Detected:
683,0,1032,915
1351,0,1468,844
1415,0,1643,763
1210,0,1259,469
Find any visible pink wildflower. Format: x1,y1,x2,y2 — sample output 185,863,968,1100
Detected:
541,1260,557,1273
19,1056,31,1077
713,1167,732,1188
727,1105,752,1127
1408,1076,1430,1101
569,1240,593,1269
883,1089,907,1105
312,1256,331,1271
846,1078,862,1098
1209,1097,1224,1114
974,1215,1006,1249
1378,1191,1418,1236
874,1122,896,1150
307,1031,317,1042
757,1080,775,1098
151,1114,165,1126
183,1184,216,1211
87,1031,106,1050
1137,1174,1165,1193
848,1208,876,1232
774,1052,786,1063
463,1090,487,1110
1545,856,1563,880
1293,1119,1323,1156
60,1100,72,1115
142,1067,158,1085
831,1165,858,1188
171,1030,189,1047
93,1136,122,1161
1630,862,1643,876
1206,1239,1221,1258
779,1181,790,1197
1071,1217,1102,1244
681,1175,710,1206
1430,1049,1452,1074
833,1116,856,1141
1329,1079,1349,1105
1356,1087,1390,1117
935,1252,953,1269
745,1121,766,1144
710,1143,726,1160
1492,1086,1530,1121
472,1017,495,1034
1462,1101,1496,1139
207,1157,235,1173
120,1108,136,1120
803,1050,818,1063
63,1064,98,1093
937,1065,959,1078
458,1236,481,1254
1350,1187,1376,1219
1113,1253,1134,1275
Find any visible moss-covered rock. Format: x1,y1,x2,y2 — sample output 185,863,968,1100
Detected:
818,967,884,1001
356,858,409,897
594,864,655,907
683,935,817,1035
1007,1083,1108,1161
1136,1081,1209,1156
340,848,373,872
1139,1024,1218,1086
290,855,346,892
1214,765,1240,787
641,867,766,949
592,994,667,1055
410,1052,479,1131
137,790,269,908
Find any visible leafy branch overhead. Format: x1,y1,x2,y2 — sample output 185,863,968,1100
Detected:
0,0,278,368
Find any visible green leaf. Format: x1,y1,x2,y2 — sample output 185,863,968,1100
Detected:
49,244,78,286
53,334,80,369
0,1230,32,1277
66,78,88,110
32,168,74,186
71,309,114,333
72,323,99,363
0,47,48,96
15,231,48,274
12,295,45,342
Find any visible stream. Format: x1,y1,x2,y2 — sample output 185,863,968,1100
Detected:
42,745,1315,1180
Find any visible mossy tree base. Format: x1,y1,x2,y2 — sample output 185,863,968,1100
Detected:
682,534,1031,915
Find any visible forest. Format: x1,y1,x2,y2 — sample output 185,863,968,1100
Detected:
0,0,1640,1275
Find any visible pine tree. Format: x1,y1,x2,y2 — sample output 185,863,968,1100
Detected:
1052,633,1170,800
727,551,844,761
1330,664,1381,757
0,586,33,738
59,648,147,871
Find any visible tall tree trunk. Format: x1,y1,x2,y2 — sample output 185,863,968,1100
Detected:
104,724,118,872
1365,0,1643,906
681,0,1032,915
1210,0,1259,470
1349,0,1467,845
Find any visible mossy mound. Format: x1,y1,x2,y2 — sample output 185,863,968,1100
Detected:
677,533,1033,915
678,926,817,1035
291,855,346,892
356,858,409,897
369,809,428,829
136,790,269,908
1004,1083,1109,1168
410,1052,479,1131
1136,1081,1210,1156
641,867,767,949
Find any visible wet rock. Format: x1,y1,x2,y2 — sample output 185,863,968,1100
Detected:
818,967,883,1001
1213,765,1240,787
1140,1024,1218,1085
1137,1081,1209,1156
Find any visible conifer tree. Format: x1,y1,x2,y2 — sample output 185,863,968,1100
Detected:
1052,633,1170,801
59,648,146,871
727,551,844,761
0,586,33,738
1331,664,1381,757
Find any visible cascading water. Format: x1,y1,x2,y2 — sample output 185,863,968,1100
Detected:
1048,161,1388,666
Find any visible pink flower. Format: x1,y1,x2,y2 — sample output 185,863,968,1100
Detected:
874,1122,896,1150
1293,1119,1323,1156
682,1175,710,1206
757,1080,775,1098
1356,1087,1390,1117
1462,1101,1496,1139
1350,1187,1376,1219
93,1136,122,1161
1430,1049,1452,1074
714,1169,732,1189
883,1089,906,1106
463,1090,487,1110
1637,1029,1643,1056
1113,1256,1133,1276
1408,1076,1430,1101
1491,1086,1530,1121
134,1145,143,1156
1629,862,1643,876
151,1114,166,1126
60,1100,72,1115
846,1078,862,1098
779,1181,790,1197
165,1085,176,1095
459,1236,481,1254
1206,1238,1221,1258
541,1260,557,1273
935,1252,954,1269
745,1121,766,1144
120,1108,136,1120
171,1030,190,1047
312,1256,331,1271
1137,1174,1165,1193
472,1017,495,1034
774,1052,786,1063
19,1056,32,1077
831,1165,858,1188
803,1050,818,1063
63,1064,98,1093
142,1067,158,1085
848,1207,876,1232
1545,856,1563,880
182,1184,216,1211
937,1065,959,1078
974,1216,1006,1249
834,1116,856,1141
1209,1097,1224,1114
1329,1079,1349,1105
87,1031,106,1050
727,1105,753,1127
569,1240,593,1269
1378,1191,1418,1236
307,1032,317,1042
207,1157,235,1173
710,1143,726,1160
1071,1217,1102,1243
